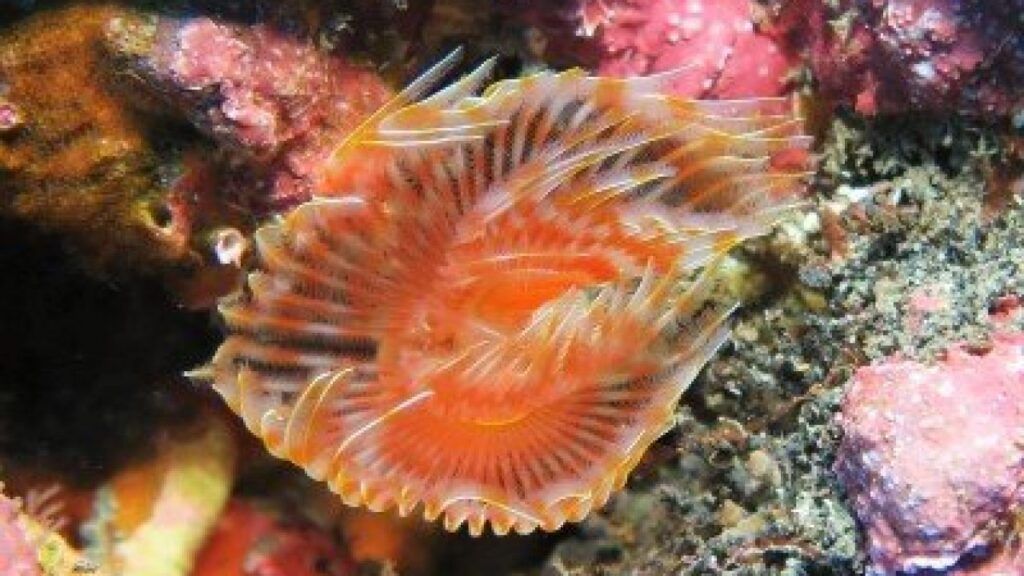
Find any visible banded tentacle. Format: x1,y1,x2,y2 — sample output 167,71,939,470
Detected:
197,53,812,535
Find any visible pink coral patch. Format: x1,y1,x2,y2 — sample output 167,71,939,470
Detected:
607,0,793,98
836,332,1024,574
511,0,797,99
0,489,40,576
782,0,1024,117
139,16,392,211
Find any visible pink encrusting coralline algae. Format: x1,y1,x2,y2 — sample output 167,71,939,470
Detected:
835,332,1024,575
0,487,40,576
0,98,21,132
512,0,1024,117
510,0,797,98
105,15,393,211
782,0,1024,117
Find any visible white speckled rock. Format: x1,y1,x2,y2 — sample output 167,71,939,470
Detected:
835,332,1024,575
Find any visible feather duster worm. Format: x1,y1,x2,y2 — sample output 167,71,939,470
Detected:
193,50,811,536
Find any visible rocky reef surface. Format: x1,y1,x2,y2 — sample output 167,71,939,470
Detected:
836,333,1024,574
541,112,1024,574
1,1,1022,575
0,4,196,277
775,0,1024,118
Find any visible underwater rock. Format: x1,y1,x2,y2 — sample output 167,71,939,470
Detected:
192,500,355,576
510,0,797,98
0,98,21,132
0,482,105,576
105,12,392,212
84,416,236,576
546,109,1021,576
779,0,1024,117
835,332,1024,574
588,0,797,98
0,487,39,576
0,5,201,277
816,115,1024,361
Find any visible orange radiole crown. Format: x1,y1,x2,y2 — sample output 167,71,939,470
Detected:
194,49,811,536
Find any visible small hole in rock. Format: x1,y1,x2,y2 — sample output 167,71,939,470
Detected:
149,201,173,228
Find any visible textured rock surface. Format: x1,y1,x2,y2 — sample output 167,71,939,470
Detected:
777,0,1024,117
0,5,197,276
105,13,392,212
508,0,796,98
836,332,1024,574
0,488,39,576
192,500,355,576
84,417,235,576
545,105,1023,576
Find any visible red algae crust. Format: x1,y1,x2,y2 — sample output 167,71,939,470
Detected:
105,13,393,212
192,500,355,576
835,332,1024,574
780,0,1024,117
0,488,39,576
509,0,797,99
